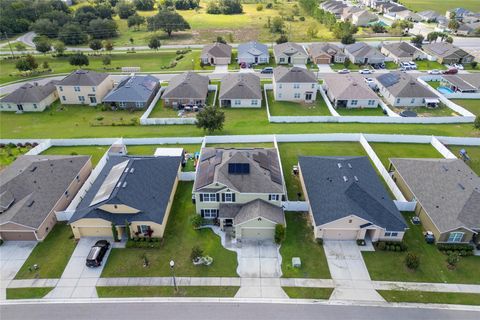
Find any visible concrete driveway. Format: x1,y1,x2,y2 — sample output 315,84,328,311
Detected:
237,240,282,278
317,64,333,73
0,241,36,300
213,65,229,73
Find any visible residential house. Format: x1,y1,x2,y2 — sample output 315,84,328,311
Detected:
321,1,348,18
379,3,407,14
376,72,439,107
69,153,183,239
237,41,270,65
0,155,91,241
395,10,422,22
273,42,309,65
219,73,262,108
417,10,442,22
308,43,346,64
422,42,475,64
381,42,427,63
0,81,59,112
193,147,285,240
323,74,379,108
272,66,317,102
200,42,232,65
440,74,480,93
359,0,389,9
161,72,209,108
389,158,480,244
299,156,407,241
351,10,379,26
56,70,113,106
340,6,363,22
103,75,159,110
344,42,386,64
456,22,480,36
446,8,472,21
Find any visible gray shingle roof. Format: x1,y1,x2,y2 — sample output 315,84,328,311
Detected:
299,156,406,231
390,158,480,233
345,42,385,59
273,42,308,58
0,81,58,104
377,72,438,98
57,70,109,86
382,42,422,58
273,66,316,83
219,199,285,225
323,74,379,100
103,75,159,103
423,42,472,59
0,155,90,229
308,43,345,59
201,42,232,58
162,72,209,100
237,41,269,58
442,74,480,91
69,155,182,226
219,73,262,100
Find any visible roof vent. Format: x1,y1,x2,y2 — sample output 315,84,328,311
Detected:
30,166,37,172
458,183,465,190
354,176,359,181
442,165,449,172
348,163,352,168
122,182,127,188
343,176,348,182
130,168,135,174
337,163,342,168
27,200,34,207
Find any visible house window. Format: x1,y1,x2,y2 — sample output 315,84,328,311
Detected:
59,86,63,92
279,84,283,89
119,102,127,108
368,100,376,106
138,225,150,234
268,194,279,201
385,232,399,237
351,100,358,106
135,102,144,108
201,209,218,218
78,96,85,102
396,98,401,104
251,99,258,106
62,96,66,101
279,58,285,63
200,193,217,202
278,93,282,98
294,93,301,99
92,87,96,92
410,98,415,104
447,232,464,243
234,100,241,105
293,83,300,89
74,86,81,92
223,193,235,202
33,104,37,109
89,96,97,104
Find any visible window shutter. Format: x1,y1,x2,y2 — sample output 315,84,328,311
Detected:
200,210,204,218
137,226,141,233
232,193,236,202
222,193,225,202
199,194,203,202
216,193,220,202
268,194,272,201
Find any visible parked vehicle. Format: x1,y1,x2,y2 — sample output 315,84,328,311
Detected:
338,69,350,74
359,69,373,74
452,63,464,70
407,61,417,69
86,240,110,268
428,69,441,75
424,231,435,244
239,62,251,69
443,68,458,75
260,67,273,74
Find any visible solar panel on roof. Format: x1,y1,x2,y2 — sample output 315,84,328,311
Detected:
228,163,250,174
90,160,129,206
379,73,400,87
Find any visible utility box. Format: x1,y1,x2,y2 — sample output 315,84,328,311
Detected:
292,257,301,268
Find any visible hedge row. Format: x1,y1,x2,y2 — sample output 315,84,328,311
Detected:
437,243,474,256
125,237,162,248
375,241,408,252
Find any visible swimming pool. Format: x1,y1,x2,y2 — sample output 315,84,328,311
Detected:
437,86,454,94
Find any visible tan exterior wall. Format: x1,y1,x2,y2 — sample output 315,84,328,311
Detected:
163,97,206,108
57,78,114,105
130,221,165,238
272,80,318,102
391,169,415,200
0,91,58,112
71,218,112,239
274,52,308,64
0,222,35,232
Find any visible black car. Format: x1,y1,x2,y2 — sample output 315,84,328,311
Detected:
260,67,273,74
86,240,110,268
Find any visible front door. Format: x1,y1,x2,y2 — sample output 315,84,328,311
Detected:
254,57,258,63
210,57,214,64
89,96,97,104
288,57,291,64
17,104,24,111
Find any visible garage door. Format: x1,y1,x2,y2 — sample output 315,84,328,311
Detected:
322,229,358,240
241,228,275,240
316,57,331,64
293,57,306,65
77,227,112,237
0,231,37,241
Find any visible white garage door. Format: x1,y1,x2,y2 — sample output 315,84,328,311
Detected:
292,57,306,65
77,227,112,237
322,229,358,240
241,228,275,240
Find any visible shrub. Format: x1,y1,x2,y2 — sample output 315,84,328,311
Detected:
316,238,323,245
274,224,286,244
447,252,460,268
191,246,204,261
96,116,104,121
376,241,407,252
70,152,78,156
377,241,386,250
437,243,473,256
266,3,273,9
405,252,420,270
299,16,305,21
257,4,263,11
125,237,162,248
356,239,365,246
191,214,204,229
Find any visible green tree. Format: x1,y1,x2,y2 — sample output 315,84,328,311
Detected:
196,106,225,134
405,252,420,270
88,18,118,39
274,224,286,244
276,34,288,44
111,222,119,242
104,40,114,53
102,55,112,66
14,42,26,52
147,10,191,37
42,61,49,69
427,32,439,43
69,52,90,68
343,57,351,68
15,55,38,72
448,19,459,32
270,16,284,33
89,39,103,53
307,23,318,38
59,23,88,45
134,0,155,10
34,37,52,55
445,36,453,44
474,115,480,129
127,13,146,30
148,36,161,50
471,61,478,69
116,0,136,19
53,41,66,56
216,36,227,44
410,34,424,48
31,18,59,38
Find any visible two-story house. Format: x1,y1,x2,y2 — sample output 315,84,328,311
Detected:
272,67,317,102
56,70,113,106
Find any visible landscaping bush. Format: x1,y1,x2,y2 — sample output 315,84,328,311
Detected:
447,252,460,269
274,224,286,244
125,237,162,248
266,3,273,9
405,252,420,270
377,241,386,250
191,214,204,229
437,243,473,256
190,246,204,262
356,239,365,246
316,238,323,245
375,241,407,252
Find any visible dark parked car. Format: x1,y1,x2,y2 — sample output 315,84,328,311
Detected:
86,240,110,268
443,68,458,75
260,67,273,74
424,231,435,244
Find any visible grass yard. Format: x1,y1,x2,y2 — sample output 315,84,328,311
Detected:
267,91,331,116
414,60,447,71
6,287,54,300
378,290,480,306
0,145,31,170
283,287,333,300
127,144,201,171
392,105,459,117
385,61,398,70
148,98,181,118
101,182,238,277
336,107,386,116
278,142,367,200
399,0,480,13
96,286,239,298
427,81,441,90
14,223,77,279
362,212,480,284
41,146,108,167
280,213,331,279
447,145,480,175
451,99,480,116
370,142,442,168
330,63,363,71
206,143,274,148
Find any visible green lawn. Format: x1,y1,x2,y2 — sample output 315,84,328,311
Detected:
15,223,77,279
378,290,480,306
96,286,239,298
278,142,367,200
127,144,201,171
414,60,447,71
370,142,442,168
6,287,54,300
267,91,331,116
385,61,398,70
148,98,179,118
427,81,441,90
336,107,386,116
399,0,480,13
41,146,108,166
452,100,480,116
283,287,333,300
392,105,459,117
363,212,480,284
330,63,364,71
280,213,331,279
101,182,238,277
447,145,480,175
0,145,31,170
206,143,274,148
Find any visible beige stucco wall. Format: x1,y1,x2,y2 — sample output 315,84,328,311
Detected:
71,218,112,239
56,78,114,106
0,91,58,112
220,98,262,108
272,80,318,102
163,97,207,107
274,52,308,64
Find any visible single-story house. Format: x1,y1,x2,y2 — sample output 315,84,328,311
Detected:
237,41,270,65
161,72,209,108
321,1,349,18
219,73,262,108
272,66,317,102
340,6,363,22
200,42,232,65
308,43,346,64
344,42,386,65
456,22,480,36
193,147,286,241
273,42,309,65
299,156,407,241
417,10,442,22
389,158,480,244
376,72,439,107
352,10,379,26
446,8,472,21
440,74,480,93
381,42,427,63
0,155,91,241
422,42,475,64
0,81,59,112
323,74,379,108
69,153,183,239
395,10,422,22
102,75,159,109
56,70,113,106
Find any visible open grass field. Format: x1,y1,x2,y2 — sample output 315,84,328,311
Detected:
206,143,274,148
101,182,238,277
370,142,442,168
6,287,54,300
15,223,77,279
447,145,480,175
0,145,31,170
362,212,480,284
451,99,480,116
399,0,480,13
378,290,480,306
283,287,333,299
280,213,331,279
96,286,239,298
267,91,331,116
41,145,108,166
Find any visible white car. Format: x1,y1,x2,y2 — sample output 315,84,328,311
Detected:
338,69,350,74
359,69,372,74
428,69,441,75
364,77,375,83
453,63,464,70
407,61,417,69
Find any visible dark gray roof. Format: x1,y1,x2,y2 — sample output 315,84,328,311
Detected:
442,74,480,91
219,199,284,225
377,72,438,98
382,42,422,58
162,72,209,100
57,70,109,86
69,155,181,226
103,75,158,103
308,43,345,59
299,156,406,231
390,158,480,233
219,73,262,100
345,42,385,59
194,148,284,194
0,81,58,104
0,155,90,229
273,42,308,58
201,42,232,58
423,43,472,59
323,74,379,100
237,41,269,58
273,66,316,83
